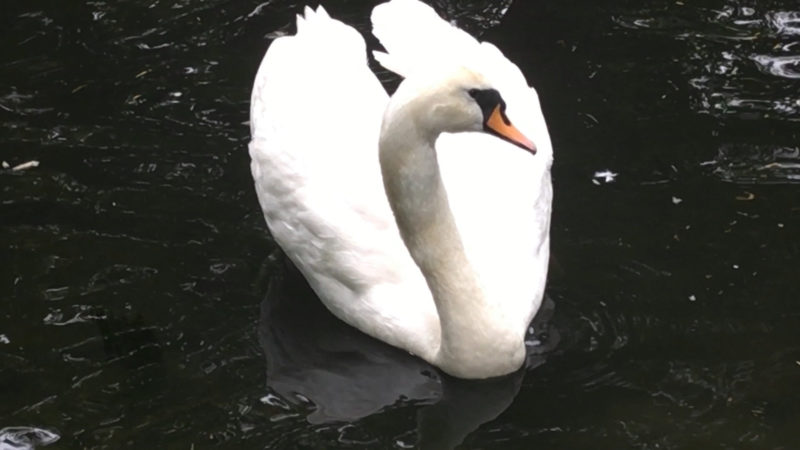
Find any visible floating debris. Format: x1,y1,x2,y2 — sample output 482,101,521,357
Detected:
11,160,39,171
688,295,696,302
592,170,618,184
1,161,9,169
672,196,683,205
736,191,755,201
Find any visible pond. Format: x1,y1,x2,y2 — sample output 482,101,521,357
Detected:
2,0,799,448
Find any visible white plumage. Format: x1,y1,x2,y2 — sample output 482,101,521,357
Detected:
249,0,552,379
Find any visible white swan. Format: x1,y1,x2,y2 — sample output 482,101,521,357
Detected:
249,0,553,379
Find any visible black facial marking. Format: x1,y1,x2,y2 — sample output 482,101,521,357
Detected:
468,88,509,125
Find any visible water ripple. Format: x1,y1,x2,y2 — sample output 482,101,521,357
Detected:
614,1,800,122
432,0,514,34
713,144,800,183
752,54,800,79
0,426,59,449
768,10,800,35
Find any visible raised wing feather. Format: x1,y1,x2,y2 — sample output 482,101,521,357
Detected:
249,6,437,351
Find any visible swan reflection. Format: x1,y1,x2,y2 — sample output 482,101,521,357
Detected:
257,267,556,448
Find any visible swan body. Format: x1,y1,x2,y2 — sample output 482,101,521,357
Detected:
249,0,552,379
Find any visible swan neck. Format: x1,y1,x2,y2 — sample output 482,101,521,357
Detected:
379,105,525,378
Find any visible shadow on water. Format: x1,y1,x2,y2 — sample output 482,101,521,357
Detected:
258,261,557,449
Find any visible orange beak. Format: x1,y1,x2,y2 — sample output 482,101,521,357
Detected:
486,105,537,154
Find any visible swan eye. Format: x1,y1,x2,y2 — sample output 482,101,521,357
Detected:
468,88,536,153
467,88,505,122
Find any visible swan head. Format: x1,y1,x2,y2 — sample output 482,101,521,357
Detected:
387,67,536,154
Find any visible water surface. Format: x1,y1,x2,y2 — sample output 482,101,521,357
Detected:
2,0,799,448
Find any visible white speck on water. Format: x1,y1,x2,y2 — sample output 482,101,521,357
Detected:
269,412,301,423
248,1,272,17
688,295,696,302
778,223,784,228
593,170,618,184
396,439,415,449
732,264,739,269
0,334,9,344
672,196,683,205
12,160,39,171
238,403,252,416
202,362,217,374
1,161,9,169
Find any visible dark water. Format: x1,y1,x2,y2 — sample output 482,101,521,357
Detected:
2,0,799,448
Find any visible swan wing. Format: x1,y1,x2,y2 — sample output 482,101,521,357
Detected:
249,6,436,352
372,0,553,330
